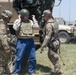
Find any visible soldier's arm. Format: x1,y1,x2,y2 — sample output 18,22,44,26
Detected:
13,17,21,31
0,23,10,52
41,23,53,48
32,15,39,28
1,35,10,52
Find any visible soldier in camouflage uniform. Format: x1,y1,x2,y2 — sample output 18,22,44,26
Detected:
13,9,39,75
41,10,62,75
0,10,13,73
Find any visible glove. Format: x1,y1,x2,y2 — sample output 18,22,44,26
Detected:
5,48,10,53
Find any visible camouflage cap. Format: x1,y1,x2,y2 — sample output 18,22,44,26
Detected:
2,10,13,18
42,10,52,17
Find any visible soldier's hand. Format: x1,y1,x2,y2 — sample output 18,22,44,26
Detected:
5,49,10,53
18,14,21,19
18,14,21,21
4,45,10,53
3,44,11,60
32,15,35,18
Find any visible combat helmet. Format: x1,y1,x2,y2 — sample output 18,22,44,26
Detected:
19,9,29,16
42,10,52,17
1,10,13,18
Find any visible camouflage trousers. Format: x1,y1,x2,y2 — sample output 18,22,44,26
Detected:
0,49,7,73
48,48,62,75
0,46,11,74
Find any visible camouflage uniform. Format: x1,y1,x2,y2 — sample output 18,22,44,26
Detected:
41,10,62,75
0,10,13,73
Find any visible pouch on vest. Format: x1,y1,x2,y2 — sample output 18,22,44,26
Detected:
48,37,60,53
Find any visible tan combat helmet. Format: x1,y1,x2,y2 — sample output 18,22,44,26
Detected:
1,10,13,18
42,10,52,17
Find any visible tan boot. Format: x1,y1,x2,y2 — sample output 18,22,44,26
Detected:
55,71,63,75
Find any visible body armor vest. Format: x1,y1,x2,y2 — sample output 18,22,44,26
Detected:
44,20,58,38
18,21,34,39
52,21,58,37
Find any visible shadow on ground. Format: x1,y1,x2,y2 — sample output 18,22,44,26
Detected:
19,64,55,75
36,64,55,75
69,39,76,44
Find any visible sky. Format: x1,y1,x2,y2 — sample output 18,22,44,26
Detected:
53,0,76,22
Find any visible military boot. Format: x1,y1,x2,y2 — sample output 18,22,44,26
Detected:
55,70,63,75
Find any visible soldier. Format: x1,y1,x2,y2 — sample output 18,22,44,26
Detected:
13,9,39,75
0,10,13,73
40,10,62,75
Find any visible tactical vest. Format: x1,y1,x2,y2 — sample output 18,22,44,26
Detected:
52,21,58,37
18,21,34,39
44,20,58,38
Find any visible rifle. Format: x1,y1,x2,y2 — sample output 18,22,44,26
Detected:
58,53,65,65
58,45,65,65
